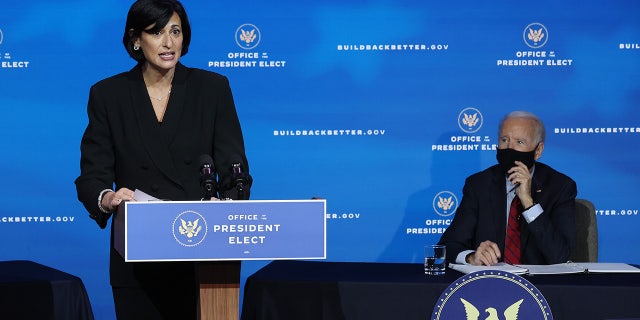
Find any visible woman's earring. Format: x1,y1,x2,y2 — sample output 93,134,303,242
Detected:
133,44,140,50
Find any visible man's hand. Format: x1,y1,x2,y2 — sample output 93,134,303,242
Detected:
508,161,534,208
467,240,501,266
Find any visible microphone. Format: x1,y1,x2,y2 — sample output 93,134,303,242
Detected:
230,154,250,200
199,154,217,199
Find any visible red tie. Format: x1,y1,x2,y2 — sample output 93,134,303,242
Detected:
504,196,522,264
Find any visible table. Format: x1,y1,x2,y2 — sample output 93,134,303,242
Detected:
241,260,640,320
0,260,95,320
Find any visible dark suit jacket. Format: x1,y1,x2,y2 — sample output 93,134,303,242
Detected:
75,62,249,287
439,162,577,265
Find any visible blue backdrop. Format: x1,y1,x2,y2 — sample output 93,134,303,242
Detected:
1,1,639,318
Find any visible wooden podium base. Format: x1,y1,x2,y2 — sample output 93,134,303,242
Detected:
197,261,241,320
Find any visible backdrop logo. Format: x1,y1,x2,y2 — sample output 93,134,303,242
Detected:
432,271,553,319
433,191,458,217
209,23,285,69
0,28,31,69
497,22,571,67
523,22,548,49
458,107,483,133
235,23,261,50
172,210,208,247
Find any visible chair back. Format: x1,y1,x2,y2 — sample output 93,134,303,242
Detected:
570,198,598,262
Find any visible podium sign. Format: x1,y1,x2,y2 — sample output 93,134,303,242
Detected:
114,200,326,262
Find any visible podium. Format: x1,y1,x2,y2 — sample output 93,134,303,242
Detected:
114,199,326,320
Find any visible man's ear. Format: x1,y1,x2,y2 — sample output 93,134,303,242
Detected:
534,142,544,160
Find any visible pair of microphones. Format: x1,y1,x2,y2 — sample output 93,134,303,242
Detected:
199,154,250,200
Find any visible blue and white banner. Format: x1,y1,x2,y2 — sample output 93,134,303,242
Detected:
116,200,326,261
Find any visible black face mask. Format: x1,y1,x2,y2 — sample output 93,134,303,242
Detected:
496,146,537,174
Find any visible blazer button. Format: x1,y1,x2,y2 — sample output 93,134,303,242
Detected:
141,164,149,170
184,157,192,165
151,184,159,192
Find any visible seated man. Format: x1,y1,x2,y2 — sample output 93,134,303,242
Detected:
439,111,576,266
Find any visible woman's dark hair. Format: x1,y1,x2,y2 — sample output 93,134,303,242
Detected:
122,0,191,62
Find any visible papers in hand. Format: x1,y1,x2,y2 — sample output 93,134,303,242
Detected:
134,189,161,201
449,262,640,275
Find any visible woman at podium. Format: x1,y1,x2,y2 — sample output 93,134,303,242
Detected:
75,0,250,318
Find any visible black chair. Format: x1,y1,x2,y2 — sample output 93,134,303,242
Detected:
570,198,598,262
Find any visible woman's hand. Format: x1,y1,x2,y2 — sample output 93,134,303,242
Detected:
102,188,135,211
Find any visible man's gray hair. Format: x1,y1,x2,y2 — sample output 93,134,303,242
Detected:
499,111,546,144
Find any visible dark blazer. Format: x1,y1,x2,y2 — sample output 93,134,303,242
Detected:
75,63,249,287
439,162,577,265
